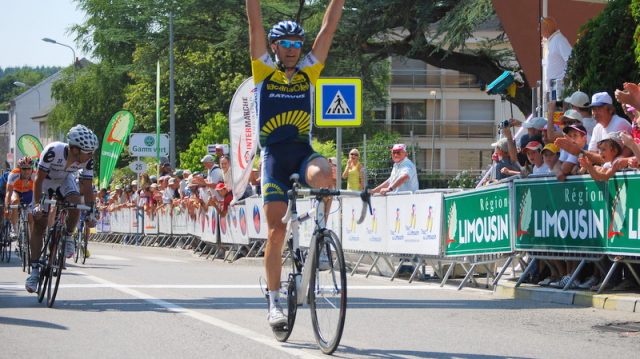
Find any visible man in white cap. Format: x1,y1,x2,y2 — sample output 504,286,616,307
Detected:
201,154,223,187
565,90,597,136
372,144,418,194
556,92,631,164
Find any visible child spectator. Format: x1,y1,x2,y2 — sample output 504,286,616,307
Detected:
579,132,627,182
541,143,561,175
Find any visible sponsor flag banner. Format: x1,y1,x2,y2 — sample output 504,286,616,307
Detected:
444,185,513,256
17,134,44,160
99,110,135,189
229,77,258,203
514,176,608,253
607,172,640,255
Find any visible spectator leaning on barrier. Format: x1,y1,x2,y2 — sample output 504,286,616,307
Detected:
522,141,549,175
587,92,632,163
372,144,418,194
579,131,628,182
541,143,561,175
213,182,232,216
493,126,521,181
555,124,588,181
202,155,223,189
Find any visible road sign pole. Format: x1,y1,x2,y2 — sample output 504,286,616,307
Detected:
336,128,342,189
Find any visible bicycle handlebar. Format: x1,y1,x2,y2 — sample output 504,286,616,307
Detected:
42,198,93,211
281,175,372,225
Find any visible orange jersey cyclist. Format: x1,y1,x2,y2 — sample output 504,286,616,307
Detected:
246,0,345,328
4,157,35,239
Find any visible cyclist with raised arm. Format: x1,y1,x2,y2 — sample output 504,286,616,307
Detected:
5,157,35,239
246,0,345,328
25,125,98,293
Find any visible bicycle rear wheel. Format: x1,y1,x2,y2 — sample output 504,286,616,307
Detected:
308,229,347,355
81,231,88,265
19,220,30,272
47,229,65,308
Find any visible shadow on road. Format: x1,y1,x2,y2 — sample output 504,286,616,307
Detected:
0,316,68,330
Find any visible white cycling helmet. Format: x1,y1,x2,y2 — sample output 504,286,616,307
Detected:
67,124,99,153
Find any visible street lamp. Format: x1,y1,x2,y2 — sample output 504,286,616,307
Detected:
42,37,76,77
14,81,41,109
429,90,437,173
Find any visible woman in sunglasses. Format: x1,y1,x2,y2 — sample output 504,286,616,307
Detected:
342,149,365,190
246,0,345,328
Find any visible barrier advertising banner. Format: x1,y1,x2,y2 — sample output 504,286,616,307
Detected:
514,176,608,253
385,192,443,255
341,195,389,253
444,185,512,256
608,173,640,255
246,196,267,240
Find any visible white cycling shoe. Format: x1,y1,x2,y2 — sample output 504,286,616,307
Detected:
268,304,287,327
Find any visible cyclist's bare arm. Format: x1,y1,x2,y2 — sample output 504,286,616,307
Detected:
33,169,46,205
79,178,95,206
4,183,12,208
246,0,268,60
311,0,345,64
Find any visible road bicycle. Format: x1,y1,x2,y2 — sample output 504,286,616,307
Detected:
0,206,11,263
10,203,32,272
36,198,92,307
270,174,371,354
73,216,90,264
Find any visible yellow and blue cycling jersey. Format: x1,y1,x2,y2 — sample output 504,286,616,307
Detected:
251,52,325,203
251,52,323,147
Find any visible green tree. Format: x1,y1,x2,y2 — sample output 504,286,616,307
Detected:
566,0,639,106
179,112,229,171
336,0,529,114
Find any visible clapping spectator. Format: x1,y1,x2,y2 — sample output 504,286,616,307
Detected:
342,148,365,190
579,132,628,182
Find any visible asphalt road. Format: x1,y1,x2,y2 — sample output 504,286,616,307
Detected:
1,242,639,359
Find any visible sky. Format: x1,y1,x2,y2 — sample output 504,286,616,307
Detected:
0,0,90,68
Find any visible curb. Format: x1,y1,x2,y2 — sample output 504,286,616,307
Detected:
495,280,639,313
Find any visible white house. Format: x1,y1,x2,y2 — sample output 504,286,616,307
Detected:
7,70,62,165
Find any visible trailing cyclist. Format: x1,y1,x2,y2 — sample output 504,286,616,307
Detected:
25,125,98,293
246,0,345,327
5,157,35,240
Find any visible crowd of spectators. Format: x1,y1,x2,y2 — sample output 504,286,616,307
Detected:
485,87,640,292
96,146,255,222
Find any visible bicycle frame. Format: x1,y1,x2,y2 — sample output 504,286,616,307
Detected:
283,186,369,306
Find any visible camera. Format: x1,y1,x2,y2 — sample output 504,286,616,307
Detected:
497,120,510,129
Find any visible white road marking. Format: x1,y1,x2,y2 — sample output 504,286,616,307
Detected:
139,256,186,263
0,283,447,290
73,270,325,359
91,254,130,261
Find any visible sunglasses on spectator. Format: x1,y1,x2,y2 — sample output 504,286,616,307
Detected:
276,39,303,49
350,153,359,156
392,151,403,154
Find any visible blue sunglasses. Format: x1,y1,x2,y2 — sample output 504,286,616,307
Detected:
276,39,303,49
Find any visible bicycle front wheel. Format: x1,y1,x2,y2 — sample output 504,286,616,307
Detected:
308,229,347,355
81,233,88,265
73,232,80,263
47,231,65,308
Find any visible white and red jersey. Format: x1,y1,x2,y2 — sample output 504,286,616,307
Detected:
38,141,94,181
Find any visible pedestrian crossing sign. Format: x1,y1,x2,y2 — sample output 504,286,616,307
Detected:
315,77,362,127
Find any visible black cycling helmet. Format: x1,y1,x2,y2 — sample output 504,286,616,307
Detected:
268,20,305,43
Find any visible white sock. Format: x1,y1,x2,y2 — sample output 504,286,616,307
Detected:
269,290,279,309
